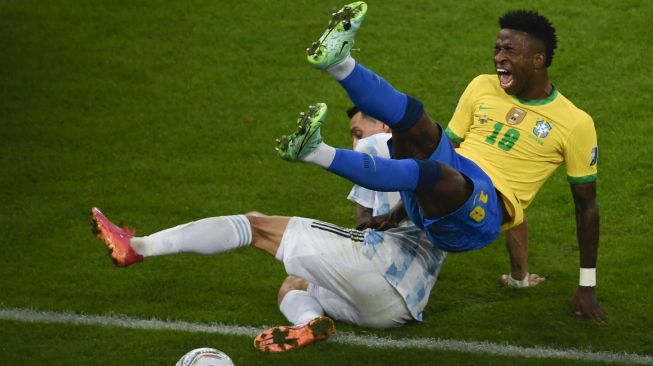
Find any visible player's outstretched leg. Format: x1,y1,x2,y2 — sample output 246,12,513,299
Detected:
307,1,367,69
92,208,254,263
253,316,336,353
91,207,143,267
276,103,328,162
277,107,442,194
307,2,427,135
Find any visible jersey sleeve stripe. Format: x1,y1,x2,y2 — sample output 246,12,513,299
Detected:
444,126,464,144
567,174,597,184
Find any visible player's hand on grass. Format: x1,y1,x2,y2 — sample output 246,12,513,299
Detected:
356,214,399,231
573,286,606,324
500,272,546,288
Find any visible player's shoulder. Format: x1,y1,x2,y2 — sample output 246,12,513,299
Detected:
554,90,594,126
461,74,502,95
474,74,498,83
470,74,498,87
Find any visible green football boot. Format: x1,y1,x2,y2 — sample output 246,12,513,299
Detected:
276,103,328,162
306,1,368,69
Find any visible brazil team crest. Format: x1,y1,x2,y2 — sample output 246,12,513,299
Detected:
533,120,552,138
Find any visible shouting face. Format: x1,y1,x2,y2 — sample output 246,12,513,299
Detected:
494,28,546,97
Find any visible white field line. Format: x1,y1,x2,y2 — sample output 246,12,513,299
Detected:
1,306,652,365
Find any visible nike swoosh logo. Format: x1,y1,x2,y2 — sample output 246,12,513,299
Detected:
479,105,495,110
338,41,349,55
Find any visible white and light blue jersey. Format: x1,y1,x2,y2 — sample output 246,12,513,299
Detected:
347,133,447,321
362,224,446,321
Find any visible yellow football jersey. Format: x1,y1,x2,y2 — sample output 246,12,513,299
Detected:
445,74,598,230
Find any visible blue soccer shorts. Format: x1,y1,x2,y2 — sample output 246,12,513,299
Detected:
394,124,503,252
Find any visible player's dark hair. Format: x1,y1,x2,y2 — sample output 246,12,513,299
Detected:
346,106,360,119
499,10,557,67
347,106,380,123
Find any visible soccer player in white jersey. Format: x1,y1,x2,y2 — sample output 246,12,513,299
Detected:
90,109,446,353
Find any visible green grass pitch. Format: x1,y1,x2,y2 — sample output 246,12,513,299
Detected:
1,0,652,365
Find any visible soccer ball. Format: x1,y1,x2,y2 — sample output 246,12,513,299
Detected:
175,347,234,366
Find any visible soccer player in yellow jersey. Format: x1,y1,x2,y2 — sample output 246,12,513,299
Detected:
280,3,605,322
445,10,604,321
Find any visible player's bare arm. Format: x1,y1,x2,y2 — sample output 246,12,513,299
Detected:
570,181,606,323
501,218,545,288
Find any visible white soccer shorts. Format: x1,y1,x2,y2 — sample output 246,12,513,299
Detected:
276,217,414,328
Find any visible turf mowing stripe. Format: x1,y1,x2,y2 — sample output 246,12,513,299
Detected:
1,306,651,365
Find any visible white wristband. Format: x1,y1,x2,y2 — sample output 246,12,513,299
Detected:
579,268,596,287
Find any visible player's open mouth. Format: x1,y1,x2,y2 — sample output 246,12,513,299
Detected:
497,68,514,89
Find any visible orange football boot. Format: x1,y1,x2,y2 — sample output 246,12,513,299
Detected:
253,316,335,352
91,207,143,267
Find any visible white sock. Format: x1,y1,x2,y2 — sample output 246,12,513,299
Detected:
327,55,356,80
280,290,324,325
130,215,251,257
302,142,336,168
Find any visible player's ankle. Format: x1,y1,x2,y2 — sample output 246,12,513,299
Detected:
303,143,336,167
327,55,356,80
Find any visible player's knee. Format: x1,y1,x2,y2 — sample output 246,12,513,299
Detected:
278,276,309,304
244,213,262,238
245,213,264,231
